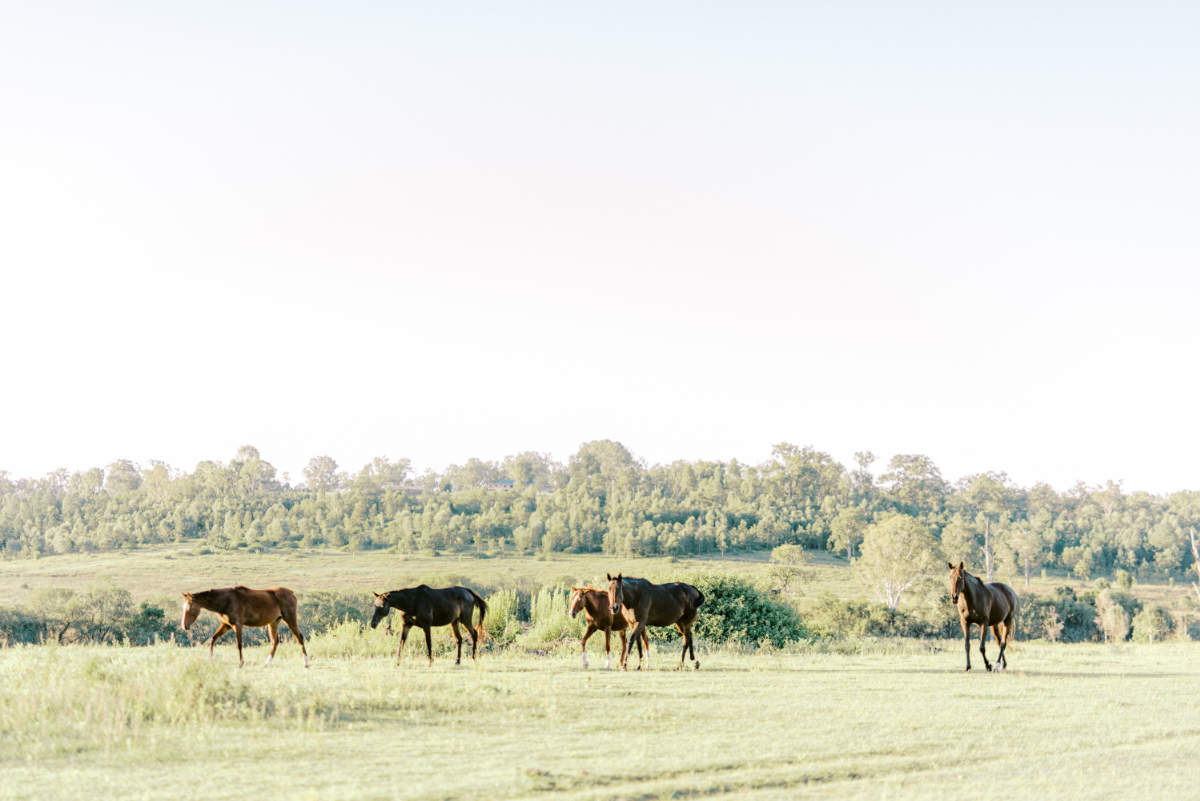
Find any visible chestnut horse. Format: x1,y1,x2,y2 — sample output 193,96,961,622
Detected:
370,585,487,666
181,586,309,668
568,587,649,670
948,562,1018,671
607,573,704,671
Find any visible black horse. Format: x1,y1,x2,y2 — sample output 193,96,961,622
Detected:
607,573,704,670
370,585,487,666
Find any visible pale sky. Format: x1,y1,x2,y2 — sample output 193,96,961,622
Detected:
2,3,1198,493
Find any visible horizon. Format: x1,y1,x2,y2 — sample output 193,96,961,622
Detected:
0,438,1184,497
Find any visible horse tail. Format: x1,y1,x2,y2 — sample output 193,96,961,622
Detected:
1010,593,1019,644
468,589,488,642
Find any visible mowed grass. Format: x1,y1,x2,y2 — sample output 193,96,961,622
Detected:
2,636,1198,801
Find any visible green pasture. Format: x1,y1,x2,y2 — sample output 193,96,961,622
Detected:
1,543,1193,614
1,636,1197,801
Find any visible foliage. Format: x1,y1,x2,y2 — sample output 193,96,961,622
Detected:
2,444,1197,591
767,544,812,596
852,514,941,609
1018,589,1107,643
805,593,956,639
519,586,584,645
1130,605,1174,644
671,573,805,648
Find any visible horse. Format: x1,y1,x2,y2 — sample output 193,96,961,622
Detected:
180,585,309,668
568,586,650,670
947,561,1018,672
606,573,704,670
370,585,487,666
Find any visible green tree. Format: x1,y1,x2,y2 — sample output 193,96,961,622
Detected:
304,456,341,493
853,514,941,609
828,506,867,561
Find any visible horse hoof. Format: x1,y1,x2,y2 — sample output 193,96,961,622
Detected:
694,662,700,670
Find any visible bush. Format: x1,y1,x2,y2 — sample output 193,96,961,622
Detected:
1023,587,1099,643
483,588,522,645
679,574,804,648
806,593,948,639
519,586,583,645
1131,605,1174,644
300,590,372,635
0,606,44,645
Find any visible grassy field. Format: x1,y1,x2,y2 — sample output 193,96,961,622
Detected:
1,635,1197,801
1,543,1195,614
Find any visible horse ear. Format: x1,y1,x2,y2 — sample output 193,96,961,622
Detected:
181,592,191,599
606,573,612,581
373,591,382,598
617,573,622,580
947,562,954,570
958,561,964,571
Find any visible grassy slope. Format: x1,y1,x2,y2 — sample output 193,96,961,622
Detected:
1,544,1195,613
1,640,1198,801
3,544,1197,654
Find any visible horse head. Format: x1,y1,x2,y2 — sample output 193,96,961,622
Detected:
606,573,625,615
180,593,201,631
947,562,966,603
568,587,587,619
368,591,390,629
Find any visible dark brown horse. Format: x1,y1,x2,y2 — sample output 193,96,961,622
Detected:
948,562,1018,671
370,585,487,666
181,586,309,668
607,573,704,671
568,586,649,670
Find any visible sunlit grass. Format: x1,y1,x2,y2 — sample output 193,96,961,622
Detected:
2,637,1197,800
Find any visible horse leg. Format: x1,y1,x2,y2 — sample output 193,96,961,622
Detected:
580,623,596,668
397,622,412,665
616,630,626,671
450,621,464,665
623,623,646,671
208,623,231,659
234,624,245,668
960,619,971,671
423,625,433,667
675,623,688,670
603,628,612,669
264,620,279,667
641,629,650,670
994,623,1009,669
281,611,309,668
684,622,698,670
464,613,479,662
978,624,992,672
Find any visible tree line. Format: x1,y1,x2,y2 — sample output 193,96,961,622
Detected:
2,441,1199,583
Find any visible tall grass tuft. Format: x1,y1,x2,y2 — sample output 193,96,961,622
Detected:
0,644,337,757
483,587,522,645
520,586,583,646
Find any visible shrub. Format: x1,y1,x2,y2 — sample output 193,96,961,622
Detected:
1040,587,1100,643
520,586,583,645
483,588,522,645
300,590,372,635
0,606,44,645
1130,605,1174,644
806,593,946,639
677,574,805,648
